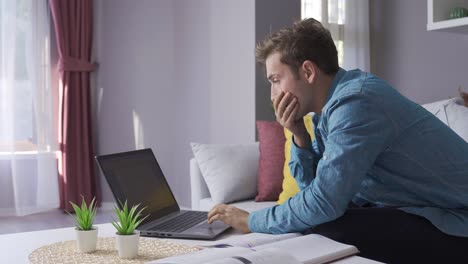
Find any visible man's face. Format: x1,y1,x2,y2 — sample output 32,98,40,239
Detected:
266,52,310,119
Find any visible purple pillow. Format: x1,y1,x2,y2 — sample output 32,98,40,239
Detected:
255,120,286,202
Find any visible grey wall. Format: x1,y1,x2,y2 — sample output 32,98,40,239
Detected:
255,0,301,124
94,0,255,208
370,0,468,104
208,1,255,144
94,0,177,205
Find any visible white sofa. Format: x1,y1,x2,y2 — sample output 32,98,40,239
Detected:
190,98,467,212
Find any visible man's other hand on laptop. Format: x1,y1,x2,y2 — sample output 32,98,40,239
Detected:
208,204,250,233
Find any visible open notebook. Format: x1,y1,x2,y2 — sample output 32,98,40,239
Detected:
147,232,375,264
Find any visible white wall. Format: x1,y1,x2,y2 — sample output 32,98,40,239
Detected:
94,0,255,208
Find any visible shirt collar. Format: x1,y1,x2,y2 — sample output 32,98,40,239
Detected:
325,67,346,105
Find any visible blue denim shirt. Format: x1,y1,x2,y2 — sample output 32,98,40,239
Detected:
249,68,468,237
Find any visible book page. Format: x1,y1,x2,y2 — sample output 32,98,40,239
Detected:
200,232,302,248
332,256,384,264
253,234,359,264
146,247,252,264
204,248,302,264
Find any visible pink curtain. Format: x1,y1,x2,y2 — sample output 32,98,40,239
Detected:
49,0,100,211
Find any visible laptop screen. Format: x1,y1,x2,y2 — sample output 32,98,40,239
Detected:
96,149,179,225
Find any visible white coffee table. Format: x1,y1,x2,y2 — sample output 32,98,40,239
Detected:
0,223,242,263
0,223,381,263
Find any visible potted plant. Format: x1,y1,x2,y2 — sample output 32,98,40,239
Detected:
68,196,98,253
111,200,148,259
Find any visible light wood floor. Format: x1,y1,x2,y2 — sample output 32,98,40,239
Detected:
0,208,114,235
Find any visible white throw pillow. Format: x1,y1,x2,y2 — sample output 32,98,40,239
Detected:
445,98,468,142
191,142,259,204
422,98,468,142
422,98,452,125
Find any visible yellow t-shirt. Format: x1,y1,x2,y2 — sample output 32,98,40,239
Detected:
277,115,315,204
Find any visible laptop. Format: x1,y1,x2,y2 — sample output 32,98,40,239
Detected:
95,148,230,240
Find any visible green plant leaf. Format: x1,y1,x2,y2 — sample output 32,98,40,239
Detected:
111,200,148,235
69,196,97,231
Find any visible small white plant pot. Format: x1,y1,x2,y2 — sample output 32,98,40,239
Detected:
116,231,140,259
75,227,98,253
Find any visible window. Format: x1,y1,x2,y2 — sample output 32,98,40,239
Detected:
0,0,59,217
301,0,345,66
0,0,53,153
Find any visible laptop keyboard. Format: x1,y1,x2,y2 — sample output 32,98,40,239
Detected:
150,211,207,233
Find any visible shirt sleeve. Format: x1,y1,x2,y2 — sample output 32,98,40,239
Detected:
248,94,396,234
288,137,320,190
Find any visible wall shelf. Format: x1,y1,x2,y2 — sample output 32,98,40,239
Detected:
427,0,468,32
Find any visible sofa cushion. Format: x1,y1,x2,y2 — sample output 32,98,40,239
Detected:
278,114,315,204
255,121,286,202
191,142,259,204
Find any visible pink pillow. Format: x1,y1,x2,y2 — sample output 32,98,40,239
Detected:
255,121,286,202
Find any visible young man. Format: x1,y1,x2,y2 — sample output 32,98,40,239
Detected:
208,18,468,263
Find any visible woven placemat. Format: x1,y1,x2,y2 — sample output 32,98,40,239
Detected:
29,237,200,264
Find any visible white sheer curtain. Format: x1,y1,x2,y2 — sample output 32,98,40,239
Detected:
0,0,59,216
302,0,370,71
